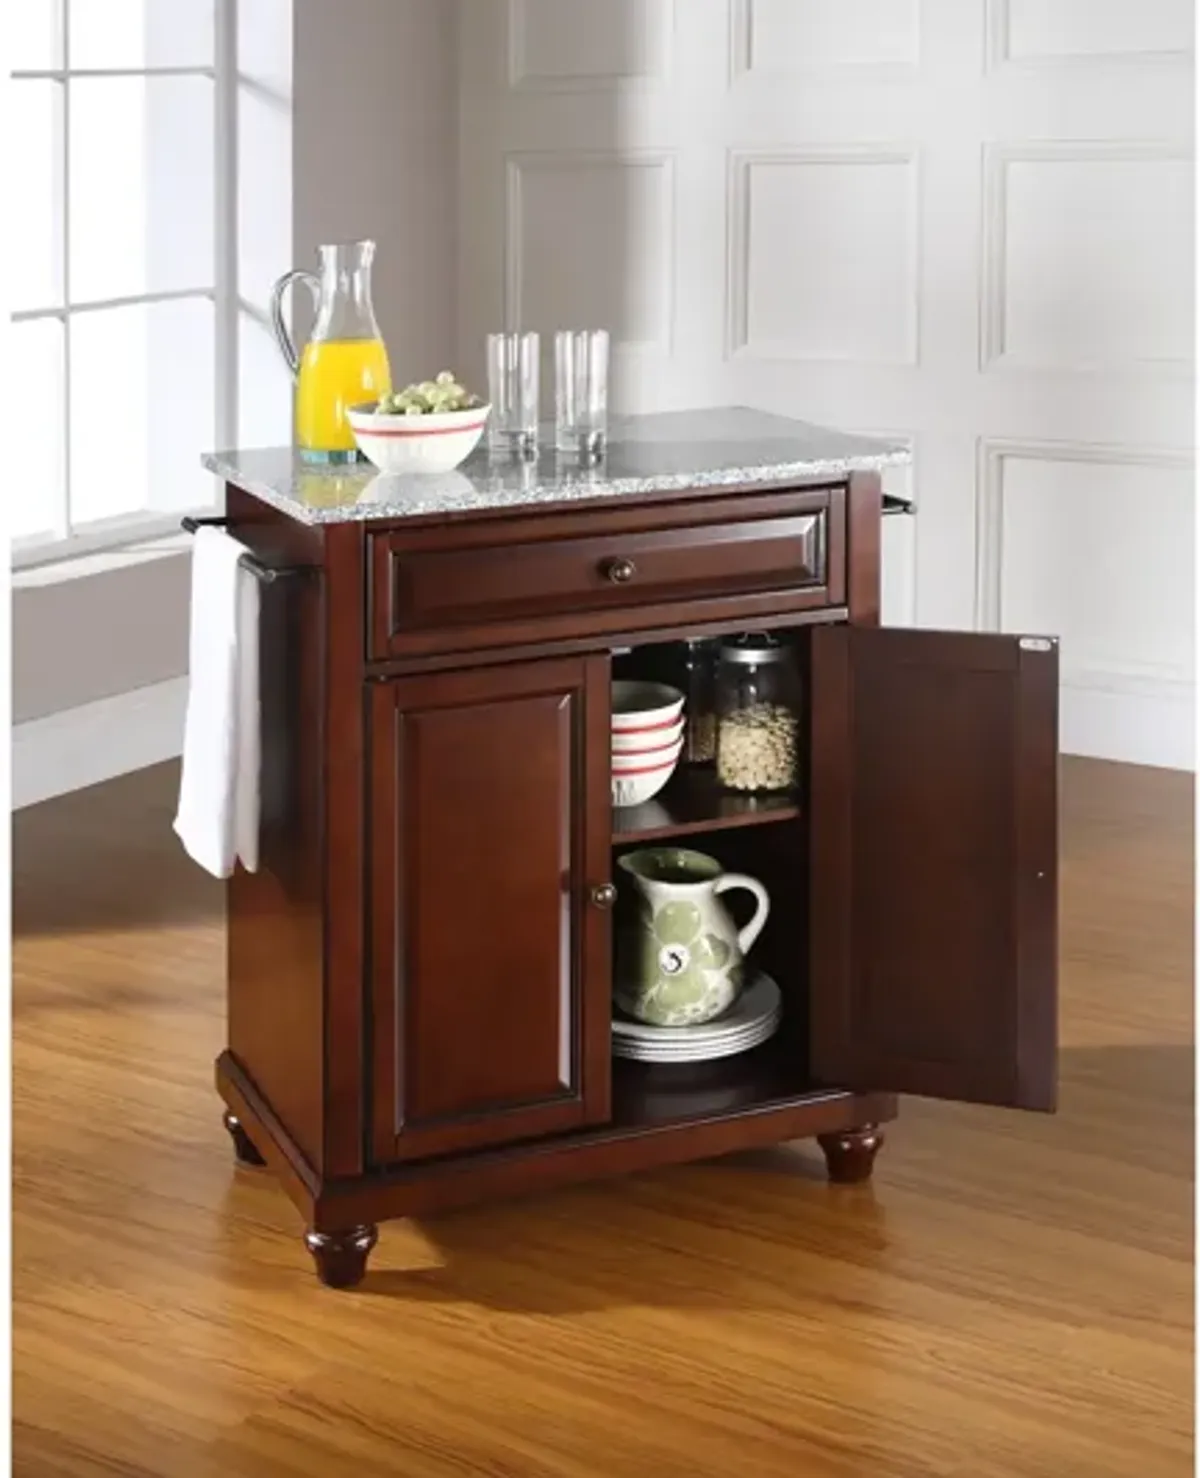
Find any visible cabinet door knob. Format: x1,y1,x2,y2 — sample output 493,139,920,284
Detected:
590,883,617,909
603,557,637,585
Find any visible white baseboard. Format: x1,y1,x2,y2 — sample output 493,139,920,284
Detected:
1061,673,1195,771
12,677,188,810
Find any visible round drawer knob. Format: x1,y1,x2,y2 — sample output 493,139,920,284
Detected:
590,883,617,910
603,557,637,585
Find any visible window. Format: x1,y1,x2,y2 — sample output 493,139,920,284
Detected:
11,0,235,563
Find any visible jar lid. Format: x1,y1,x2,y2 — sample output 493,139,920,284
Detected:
718,634,789,666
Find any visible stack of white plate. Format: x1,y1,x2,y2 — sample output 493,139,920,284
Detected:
612,972,782,1064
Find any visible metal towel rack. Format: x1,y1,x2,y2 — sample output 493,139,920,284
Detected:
882,494,915,517
180,515,302,585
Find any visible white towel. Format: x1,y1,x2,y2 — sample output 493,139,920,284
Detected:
174,527,261,879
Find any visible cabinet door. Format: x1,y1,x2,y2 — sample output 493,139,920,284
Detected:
809,627,1058,1111
369,655,612,1163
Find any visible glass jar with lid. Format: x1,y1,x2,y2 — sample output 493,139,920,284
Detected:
677,638,718,765
714,634,801,793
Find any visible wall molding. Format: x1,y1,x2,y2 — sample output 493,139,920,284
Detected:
974,435,1194,636
979,140,1194,376
507,0,676,93
13,678,188,811
504,149,678,354
1060,680,1194,770
984,0,1194,72
726,145,922,366
728,0,921,85
976,436,1195,770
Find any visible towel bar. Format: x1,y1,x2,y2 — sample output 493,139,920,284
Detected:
882,494,915,517
180,516,303,585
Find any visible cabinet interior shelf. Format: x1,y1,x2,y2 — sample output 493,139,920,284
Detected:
612,766,801,844
610,1032,828,1130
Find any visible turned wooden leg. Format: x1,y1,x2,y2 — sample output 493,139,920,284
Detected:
818,1125,884,1184
304,1225,378,1289
223,1110,267,1167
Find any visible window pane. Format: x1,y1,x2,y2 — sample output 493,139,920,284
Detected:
12,81,64,311
69,76,214,303
11,0,61,70
10,320,65,542
68,0,213,69
70,298,215,525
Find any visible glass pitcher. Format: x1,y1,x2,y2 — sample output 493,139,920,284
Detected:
270,240,391,463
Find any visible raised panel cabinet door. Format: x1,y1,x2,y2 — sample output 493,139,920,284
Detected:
809,627,1058,1111
369,655,612,1163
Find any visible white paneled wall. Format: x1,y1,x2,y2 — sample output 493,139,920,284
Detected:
458,0,1195,767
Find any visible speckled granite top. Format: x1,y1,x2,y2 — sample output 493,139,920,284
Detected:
202,407,910,526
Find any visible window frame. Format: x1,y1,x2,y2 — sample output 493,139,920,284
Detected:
10,0,237,570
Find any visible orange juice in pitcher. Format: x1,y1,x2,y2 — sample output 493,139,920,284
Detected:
270,241,391,462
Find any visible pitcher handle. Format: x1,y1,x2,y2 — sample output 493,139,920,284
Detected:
269,269,320,380
713,873,770,958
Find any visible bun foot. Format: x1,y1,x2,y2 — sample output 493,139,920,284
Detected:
223,1110,266,1167
304,1225,378,1288
818,1125,884,1184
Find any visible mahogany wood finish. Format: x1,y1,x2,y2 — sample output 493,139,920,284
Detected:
379,513,825,643
368,656,612,1162
809,626,1058,1111
223,487,327,1170
818,1125,885,1183
216,1040,894,1233
213,468,1058,1284
304,1224,378,1289
846,471,882,625
312,1089,898,1233
369,485,846,660
368,601,849,682
322,521,369,1178
612,767,801,844
222,1110,266,1167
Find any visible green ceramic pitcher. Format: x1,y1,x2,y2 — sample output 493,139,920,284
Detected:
614,848,770,1028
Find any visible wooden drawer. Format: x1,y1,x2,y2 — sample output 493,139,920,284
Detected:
368,486,845,659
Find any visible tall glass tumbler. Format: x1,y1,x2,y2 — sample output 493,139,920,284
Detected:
486,332,540,457
555,330,610,461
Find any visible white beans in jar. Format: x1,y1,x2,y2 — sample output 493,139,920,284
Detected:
716,702,797,792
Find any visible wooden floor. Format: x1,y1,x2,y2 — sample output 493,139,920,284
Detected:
13,758,1194,1477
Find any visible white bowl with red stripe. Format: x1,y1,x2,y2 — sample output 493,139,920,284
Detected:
611,682,685,735
610,683,686,805
347,402,491,474
612,715,685,755
612,736,684,808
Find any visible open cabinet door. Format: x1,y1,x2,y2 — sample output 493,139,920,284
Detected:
809,627,1058,1111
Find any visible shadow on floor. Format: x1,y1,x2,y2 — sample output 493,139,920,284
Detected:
13,761,223,938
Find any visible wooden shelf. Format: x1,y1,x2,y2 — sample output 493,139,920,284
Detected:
612,767,801,845
610,1033,828,1130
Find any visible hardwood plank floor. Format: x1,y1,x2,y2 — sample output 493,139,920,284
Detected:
13,758,1193,1477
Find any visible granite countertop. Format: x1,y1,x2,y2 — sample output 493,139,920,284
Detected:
202,407,910,527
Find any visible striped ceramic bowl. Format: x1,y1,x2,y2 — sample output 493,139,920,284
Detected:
347,402,491,475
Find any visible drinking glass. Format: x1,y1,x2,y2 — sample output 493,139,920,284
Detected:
555,330,609,461
486,331,539,457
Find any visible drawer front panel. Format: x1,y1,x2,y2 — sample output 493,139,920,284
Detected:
369,488,845,659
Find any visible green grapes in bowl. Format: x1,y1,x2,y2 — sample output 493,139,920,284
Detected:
375,371,482,417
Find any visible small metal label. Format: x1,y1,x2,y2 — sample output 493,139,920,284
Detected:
1020,638,1054,653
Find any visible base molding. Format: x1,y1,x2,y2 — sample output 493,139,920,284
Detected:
1061,674,1194,771
12,677,188,810
217,1048,896,1235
